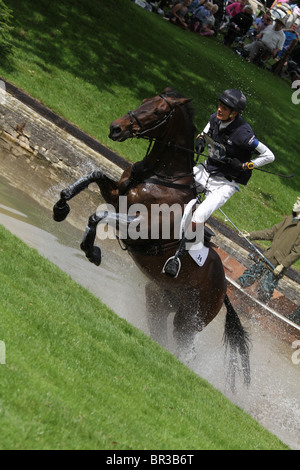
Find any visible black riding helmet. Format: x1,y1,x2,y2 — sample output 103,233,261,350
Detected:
218,89,246,113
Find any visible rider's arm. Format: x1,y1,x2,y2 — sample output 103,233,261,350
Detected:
202,122,210,135
195,122,210,154
249,139,275,168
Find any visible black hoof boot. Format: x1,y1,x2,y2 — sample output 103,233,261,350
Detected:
87,246,102,266
53,201,70,222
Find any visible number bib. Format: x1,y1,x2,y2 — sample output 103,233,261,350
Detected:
204,133,227,162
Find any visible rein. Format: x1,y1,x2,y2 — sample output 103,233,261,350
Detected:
128,93,197,184
128,94,174,139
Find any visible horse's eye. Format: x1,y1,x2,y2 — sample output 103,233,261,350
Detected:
154,110,161,116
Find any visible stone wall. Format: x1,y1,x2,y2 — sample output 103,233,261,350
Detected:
0,84,125,184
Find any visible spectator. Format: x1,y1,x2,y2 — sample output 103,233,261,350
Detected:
270,0,290,9
200,4,219,35
251,11,273,36
277,23,299,58
187,0,201,12
247,0,262,15
237,196,300,303
165,0,192,29
212,0,226,31
244,17,286,63
226,0,248,18
223,6,253,46
191,1,213,31
219,0,248,31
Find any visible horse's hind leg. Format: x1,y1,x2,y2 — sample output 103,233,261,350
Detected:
145,283,175,348
173,292,208,362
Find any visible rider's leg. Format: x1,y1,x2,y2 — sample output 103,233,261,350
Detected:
163,175,238,277
192,176,239,226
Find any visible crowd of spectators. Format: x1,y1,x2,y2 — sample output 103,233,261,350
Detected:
135,0,300,82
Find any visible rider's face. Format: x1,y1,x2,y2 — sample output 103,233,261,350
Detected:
217,101,234,121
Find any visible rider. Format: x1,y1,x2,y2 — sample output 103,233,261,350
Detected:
164,88,275,277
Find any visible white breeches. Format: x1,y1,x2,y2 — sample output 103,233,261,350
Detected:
192,164,239,224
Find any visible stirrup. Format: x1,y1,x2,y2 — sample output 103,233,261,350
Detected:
162,256,182,278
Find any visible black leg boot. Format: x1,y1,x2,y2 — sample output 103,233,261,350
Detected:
162,237,188,278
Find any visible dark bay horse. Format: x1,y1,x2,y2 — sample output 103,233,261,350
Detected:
53,88,250,389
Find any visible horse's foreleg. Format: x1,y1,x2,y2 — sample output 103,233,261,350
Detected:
53,171,105,222
80,212,107,266
80,210,140,266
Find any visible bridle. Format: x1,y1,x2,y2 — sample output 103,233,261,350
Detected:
127,94,174,139
127,94,196,183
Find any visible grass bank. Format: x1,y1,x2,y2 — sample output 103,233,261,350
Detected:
0,224,289,450
0,0,298,272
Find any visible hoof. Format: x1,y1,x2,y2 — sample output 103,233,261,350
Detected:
87,246,102,266
53,202,70,222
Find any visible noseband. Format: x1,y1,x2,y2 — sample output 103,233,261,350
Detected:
128,94,174,138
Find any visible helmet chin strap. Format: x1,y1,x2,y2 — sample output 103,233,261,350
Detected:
218,104,238,123
220,112,236,123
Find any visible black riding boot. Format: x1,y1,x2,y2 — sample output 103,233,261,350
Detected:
162,226,214,277
163,237,188,278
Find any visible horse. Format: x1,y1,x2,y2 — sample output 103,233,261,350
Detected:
53,87,250,390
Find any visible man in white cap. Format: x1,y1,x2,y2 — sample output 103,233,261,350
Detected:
244,17,286,63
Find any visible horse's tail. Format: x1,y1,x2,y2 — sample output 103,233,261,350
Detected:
223,294,251,392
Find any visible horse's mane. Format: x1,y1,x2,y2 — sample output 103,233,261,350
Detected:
164,87,195,126
164,87,196,158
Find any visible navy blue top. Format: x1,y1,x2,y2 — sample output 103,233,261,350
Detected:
206,112,258,185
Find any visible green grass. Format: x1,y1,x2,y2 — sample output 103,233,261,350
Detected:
0,224,289,449
0,2,295,447
0,0,299,269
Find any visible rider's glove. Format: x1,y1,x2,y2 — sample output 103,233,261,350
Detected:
195,134,205,154
228,158,243,172
273,264,284,276
238,229,251,238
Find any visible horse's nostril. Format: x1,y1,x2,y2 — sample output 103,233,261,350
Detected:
110,124,121,136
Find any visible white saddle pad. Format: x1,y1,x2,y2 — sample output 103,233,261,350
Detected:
180,199,209,267
188,245,209,267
